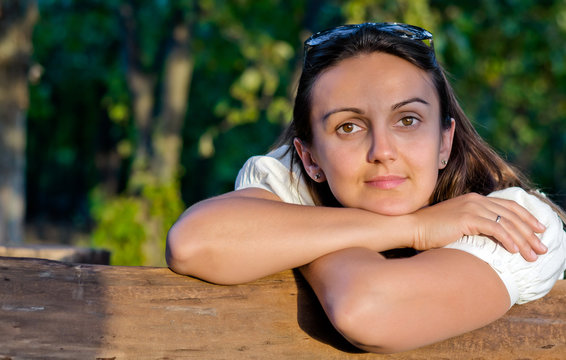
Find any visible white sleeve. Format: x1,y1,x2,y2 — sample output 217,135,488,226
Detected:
234,146,315,206
445,187,566,305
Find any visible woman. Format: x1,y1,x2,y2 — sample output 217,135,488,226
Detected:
166,23,566,353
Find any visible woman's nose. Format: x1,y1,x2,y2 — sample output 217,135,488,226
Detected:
367,129,397,163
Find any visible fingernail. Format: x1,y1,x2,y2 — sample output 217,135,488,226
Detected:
540,242,548,252
537,221,546,231
530,249,538,260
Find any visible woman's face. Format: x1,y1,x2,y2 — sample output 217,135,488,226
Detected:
295,52,455,215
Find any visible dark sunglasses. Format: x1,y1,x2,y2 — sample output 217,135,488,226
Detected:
304,22,434,56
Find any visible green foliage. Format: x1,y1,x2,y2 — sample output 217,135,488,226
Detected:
432,0,566,200
90,190,146,266
90,181,184,266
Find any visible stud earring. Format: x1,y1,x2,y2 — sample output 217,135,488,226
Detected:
441,160,447,166
314,173,321,180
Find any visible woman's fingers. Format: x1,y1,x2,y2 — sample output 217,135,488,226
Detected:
489,197,546,233
484,215,537,261
464,197,546,262
415,193,547,262
488,198,548,257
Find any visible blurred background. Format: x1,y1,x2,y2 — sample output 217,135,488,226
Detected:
1,0,565,266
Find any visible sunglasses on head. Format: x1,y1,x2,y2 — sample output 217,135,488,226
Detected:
304,22,434,57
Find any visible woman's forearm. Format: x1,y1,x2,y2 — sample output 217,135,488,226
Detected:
166,188,546,284
166,188,413,284
300,247,510,353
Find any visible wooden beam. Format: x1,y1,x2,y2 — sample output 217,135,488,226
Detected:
0,256,564,359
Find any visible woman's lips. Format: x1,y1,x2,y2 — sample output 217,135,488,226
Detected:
365,176,407,189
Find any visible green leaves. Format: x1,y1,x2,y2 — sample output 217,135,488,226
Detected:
90,181,183,266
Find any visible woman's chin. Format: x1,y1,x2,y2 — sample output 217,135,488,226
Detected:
357,202,425,216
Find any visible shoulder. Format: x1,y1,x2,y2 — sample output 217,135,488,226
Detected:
234,145,314,205
236,146,292,182
488,187,557,220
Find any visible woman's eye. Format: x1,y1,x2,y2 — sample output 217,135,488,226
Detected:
399,117,418,127
337,123,362,134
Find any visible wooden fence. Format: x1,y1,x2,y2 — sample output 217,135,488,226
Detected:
1,256,564,359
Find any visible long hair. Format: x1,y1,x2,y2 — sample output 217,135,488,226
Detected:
276,24,566,222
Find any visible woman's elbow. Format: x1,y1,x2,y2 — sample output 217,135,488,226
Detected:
165,220,202,276
327,288,407,354
165,210,245,285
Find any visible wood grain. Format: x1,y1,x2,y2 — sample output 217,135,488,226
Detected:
0,256,564,359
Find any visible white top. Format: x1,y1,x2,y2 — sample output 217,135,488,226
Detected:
235,145,314,205
235,146,566,305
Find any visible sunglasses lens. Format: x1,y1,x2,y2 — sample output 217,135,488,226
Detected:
305,25,360,47
305,22,433,51
378,23,432,40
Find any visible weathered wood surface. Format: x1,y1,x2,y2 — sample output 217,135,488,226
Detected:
0,256,564,360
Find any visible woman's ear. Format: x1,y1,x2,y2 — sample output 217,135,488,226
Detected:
293,138,326,182
439,118,456,169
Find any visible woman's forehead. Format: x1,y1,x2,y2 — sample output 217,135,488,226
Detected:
310,52,439,114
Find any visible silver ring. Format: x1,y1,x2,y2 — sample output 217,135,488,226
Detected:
495,215,502,223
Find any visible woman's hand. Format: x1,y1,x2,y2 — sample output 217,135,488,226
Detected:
409,193,547,261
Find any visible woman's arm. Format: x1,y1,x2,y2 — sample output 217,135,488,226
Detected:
166,188,546,284
300,247,511,353
166,187,414,284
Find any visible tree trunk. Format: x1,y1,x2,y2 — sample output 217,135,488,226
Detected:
118,2,156,188
0,0,38,244
152,22,193,183
118,3,194,188
105,3,194,266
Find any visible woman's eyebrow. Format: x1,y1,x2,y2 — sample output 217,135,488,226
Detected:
391,97,430,110
321,98,428,122
321,107,364,122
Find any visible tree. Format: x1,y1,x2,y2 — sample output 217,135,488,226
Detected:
0,0,38,244
91,1,196,266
